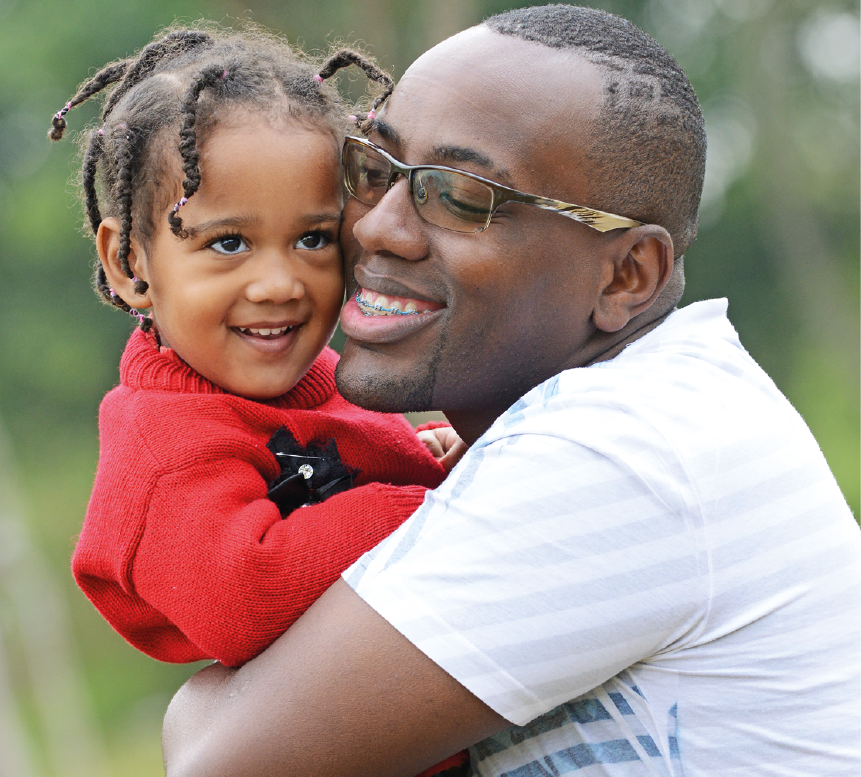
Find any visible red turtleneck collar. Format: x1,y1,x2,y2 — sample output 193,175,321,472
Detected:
119,327,338,411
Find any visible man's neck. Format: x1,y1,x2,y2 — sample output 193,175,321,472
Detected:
446,297,681,446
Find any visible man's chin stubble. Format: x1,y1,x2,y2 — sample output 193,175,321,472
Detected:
334,340,443,414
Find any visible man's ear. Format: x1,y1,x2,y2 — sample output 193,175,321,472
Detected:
96,217,153,309
592,225,674,333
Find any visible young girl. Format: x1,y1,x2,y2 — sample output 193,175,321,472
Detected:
50,25,466,777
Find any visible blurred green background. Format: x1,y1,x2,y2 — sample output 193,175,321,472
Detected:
0,0,857,774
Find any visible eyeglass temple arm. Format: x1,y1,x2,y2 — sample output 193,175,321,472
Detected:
502,191,643,233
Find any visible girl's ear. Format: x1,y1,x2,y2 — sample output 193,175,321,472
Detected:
96,217,153,309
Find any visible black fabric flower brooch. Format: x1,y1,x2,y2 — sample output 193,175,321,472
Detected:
266,427,357,514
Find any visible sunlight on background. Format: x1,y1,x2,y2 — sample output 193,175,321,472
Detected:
0,0,857,774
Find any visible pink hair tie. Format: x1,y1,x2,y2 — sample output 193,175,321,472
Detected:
313,74,324,83
220,70,228,79
172,196,189,213
348,114,358,124
54,101,72,120
367,110,375,121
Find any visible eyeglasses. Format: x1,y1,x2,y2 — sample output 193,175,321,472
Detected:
342,136,643,235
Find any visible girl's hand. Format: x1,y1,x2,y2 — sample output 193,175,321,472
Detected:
416,427,468,473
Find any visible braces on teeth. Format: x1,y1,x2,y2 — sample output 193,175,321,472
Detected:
356,290,420,316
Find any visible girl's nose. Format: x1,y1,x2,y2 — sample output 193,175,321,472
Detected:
244,251,305,304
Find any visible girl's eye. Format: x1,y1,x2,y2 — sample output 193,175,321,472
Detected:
208,235,249,255
295,231,331,250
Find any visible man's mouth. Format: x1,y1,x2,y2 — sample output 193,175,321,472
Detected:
355,289,442,317
341,287,444,344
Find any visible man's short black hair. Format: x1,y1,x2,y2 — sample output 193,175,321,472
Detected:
484,4,706,256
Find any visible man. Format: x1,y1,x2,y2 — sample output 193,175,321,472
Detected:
162,6,861,776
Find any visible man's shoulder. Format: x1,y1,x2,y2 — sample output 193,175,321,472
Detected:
484,299,783,442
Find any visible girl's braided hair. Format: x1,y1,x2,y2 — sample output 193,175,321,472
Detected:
49,23,393,330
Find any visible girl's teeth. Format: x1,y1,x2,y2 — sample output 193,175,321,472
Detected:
239,326,292,336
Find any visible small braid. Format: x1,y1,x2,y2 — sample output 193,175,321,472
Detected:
81,131,104,235
168,64,231,237
102,30,214,119
86,128,132,310
48,61,130,141
316,48,394,133
112,125,151,333
113,128,141,288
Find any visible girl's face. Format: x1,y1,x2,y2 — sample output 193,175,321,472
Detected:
134,118,345,399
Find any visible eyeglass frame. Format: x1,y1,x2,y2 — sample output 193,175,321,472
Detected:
342,135,643,234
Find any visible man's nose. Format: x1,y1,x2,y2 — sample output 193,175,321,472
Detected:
351,177,430,262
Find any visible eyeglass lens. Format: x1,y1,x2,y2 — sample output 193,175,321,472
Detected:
344,141,495,233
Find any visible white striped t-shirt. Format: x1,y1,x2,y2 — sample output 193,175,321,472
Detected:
344,299,861,776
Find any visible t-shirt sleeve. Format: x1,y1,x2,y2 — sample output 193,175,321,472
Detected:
343,427,709,726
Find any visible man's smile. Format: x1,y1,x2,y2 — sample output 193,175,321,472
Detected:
340,287,445,344
355,288,442,317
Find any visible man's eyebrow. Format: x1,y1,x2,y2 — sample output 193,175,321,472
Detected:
372,122,512,181
372,120,401,146
431,146,513,183
431,146,493,169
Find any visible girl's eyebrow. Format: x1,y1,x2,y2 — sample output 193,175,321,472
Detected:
297,211,343,226
183,215,259,238
183,211,342,238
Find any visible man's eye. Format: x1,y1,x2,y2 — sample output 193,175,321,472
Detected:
208,235,248,255
295,231,331,250
362,164,390,188
439,191,488,220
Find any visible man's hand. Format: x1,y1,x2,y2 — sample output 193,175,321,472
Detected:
417,426,468,473
162,579,509,777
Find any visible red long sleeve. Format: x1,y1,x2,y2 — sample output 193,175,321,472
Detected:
73,329,446,665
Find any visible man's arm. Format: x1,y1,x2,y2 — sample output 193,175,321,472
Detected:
162,578,510,777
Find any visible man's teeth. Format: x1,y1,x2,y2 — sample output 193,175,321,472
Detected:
238,326,293,336
356,291,422,317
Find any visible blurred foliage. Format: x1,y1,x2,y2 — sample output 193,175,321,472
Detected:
0,0,857,774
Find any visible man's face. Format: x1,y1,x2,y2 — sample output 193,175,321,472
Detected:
336,28,618,440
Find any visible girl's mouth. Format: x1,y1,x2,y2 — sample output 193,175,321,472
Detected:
236,325,295,339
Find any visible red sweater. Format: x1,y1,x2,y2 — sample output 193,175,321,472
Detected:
73,328,446,667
